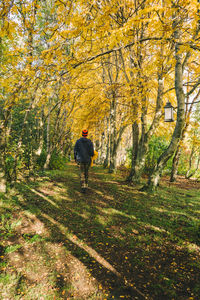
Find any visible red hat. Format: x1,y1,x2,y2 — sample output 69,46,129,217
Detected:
82,129,88,137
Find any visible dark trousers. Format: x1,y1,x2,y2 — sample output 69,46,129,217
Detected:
79,162,90,188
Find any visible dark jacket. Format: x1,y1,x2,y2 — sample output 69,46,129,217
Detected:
74,137,94,163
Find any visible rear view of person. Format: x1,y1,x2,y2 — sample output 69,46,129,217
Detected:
74,129,94,193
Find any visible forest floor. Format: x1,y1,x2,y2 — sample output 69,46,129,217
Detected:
0,163,200,300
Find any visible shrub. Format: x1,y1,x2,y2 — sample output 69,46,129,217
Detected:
145,136,171,174
36,151,47,169
49,151,68,170
126,135,173,175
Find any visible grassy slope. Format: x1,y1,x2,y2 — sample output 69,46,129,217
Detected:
0,163,200,300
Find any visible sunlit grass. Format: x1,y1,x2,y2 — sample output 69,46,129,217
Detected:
102,207,137,220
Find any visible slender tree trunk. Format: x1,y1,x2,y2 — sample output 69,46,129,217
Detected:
0,39,7,192
43,98,67,170
104,118,110,168
102,51,123,172
0,171,6,193
127,121,139,181
44,101,51,170
0,134,6,192
0,123,6,191
101,132,107,164
109,95,117,173
98,130,106,164
44,152,51,170
35,108,44,156
12,102,34,180
185,151,200,179
185,146,195,179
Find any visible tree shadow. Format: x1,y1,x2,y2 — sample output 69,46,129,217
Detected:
12,180,143,299
10,164,200,300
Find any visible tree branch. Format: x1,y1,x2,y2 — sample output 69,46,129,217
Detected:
61,37,200,77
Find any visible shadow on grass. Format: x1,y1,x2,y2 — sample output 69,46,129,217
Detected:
10,164,200,300
12,185,141,297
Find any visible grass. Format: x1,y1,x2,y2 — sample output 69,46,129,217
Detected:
0,163,200,299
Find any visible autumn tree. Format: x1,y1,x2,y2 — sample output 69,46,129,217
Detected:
146,0,200,189
1,0,200,192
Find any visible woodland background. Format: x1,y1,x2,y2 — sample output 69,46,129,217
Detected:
1,0,200,191
1,1,200,299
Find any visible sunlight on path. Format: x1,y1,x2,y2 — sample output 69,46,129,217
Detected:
41,212,148,300
30,188,59,209
42,213,121,276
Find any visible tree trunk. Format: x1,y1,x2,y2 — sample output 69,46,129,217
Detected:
185,146,195,179
12,103,34,180
128,75,164,183
109,95,117,173
126,12,165,183
0,137,7,192
44,152,51,170
104,125,110,168
146,27,186,190
35,108,44,156
0,170,6,193
44,101,51,170
185,151,200,179
98,131,106,164
0,118,7,192
127,121,139,181
170,145,182,182
101,132,107,164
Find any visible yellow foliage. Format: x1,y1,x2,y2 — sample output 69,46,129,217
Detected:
0,0,199,148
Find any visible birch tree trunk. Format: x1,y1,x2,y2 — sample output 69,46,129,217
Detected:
98,130,106,164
